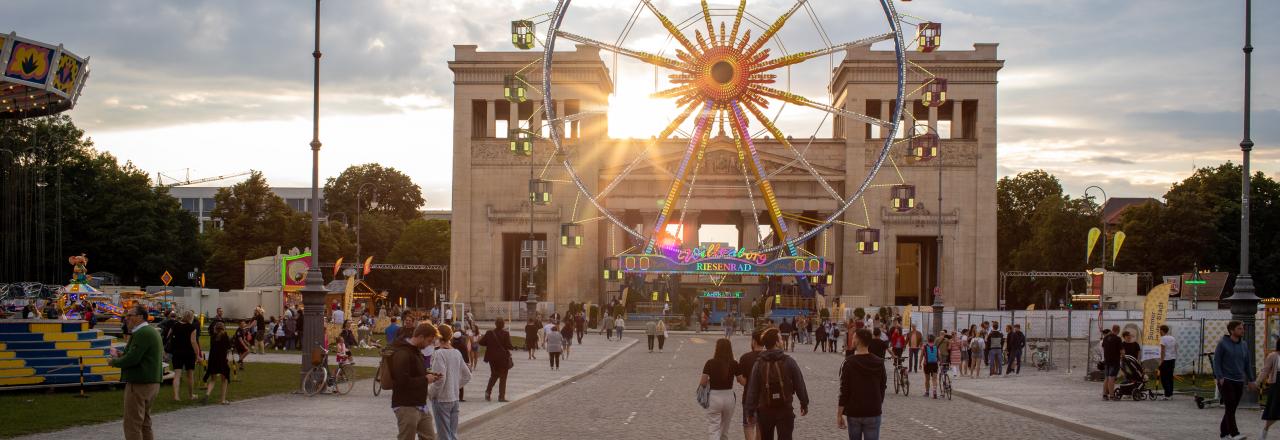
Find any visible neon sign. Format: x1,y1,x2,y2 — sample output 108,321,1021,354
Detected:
701,290,743,298
619,251,824,276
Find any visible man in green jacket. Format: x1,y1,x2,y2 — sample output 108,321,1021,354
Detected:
110,304,163,440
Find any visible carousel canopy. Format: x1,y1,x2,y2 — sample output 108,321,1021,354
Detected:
0,32,90,119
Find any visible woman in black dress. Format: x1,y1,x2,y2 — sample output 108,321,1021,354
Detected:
204,321,232,404
524,319,539,360
170,311,201,401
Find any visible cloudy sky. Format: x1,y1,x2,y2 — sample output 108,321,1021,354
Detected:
8,0,1277,209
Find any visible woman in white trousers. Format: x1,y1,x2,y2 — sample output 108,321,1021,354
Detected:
701,338,739,440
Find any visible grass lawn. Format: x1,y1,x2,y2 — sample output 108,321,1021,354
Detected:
194,331,385,358
0,363,375,438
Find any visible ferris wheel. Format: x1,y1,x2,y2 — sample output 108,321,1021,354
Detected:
507,0,947,281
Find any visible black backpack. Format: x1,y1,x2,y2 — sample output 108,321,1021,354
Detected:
757,357,793,410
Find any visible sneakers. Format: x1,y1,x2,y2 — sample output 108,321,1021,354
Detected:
1159,395,1171,401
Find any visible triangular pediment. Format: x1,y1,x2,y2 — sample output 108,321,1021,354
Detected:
602,137,843,178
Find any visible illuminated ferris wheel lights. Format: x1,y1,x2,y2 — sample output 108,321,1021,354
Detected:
510,128,533,156
560,223,584,248
529,178,552,205
923,78,948,107
918,22,942,53
503,74,527,103
908,129,940,161
512,20,537,50
856,228,881,255
891,184,917,212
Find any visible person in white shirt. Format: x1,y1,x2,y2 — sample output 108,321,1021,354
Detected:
429,323,472,440
444,307,454,323
1158,324,1177,400
331,308,345,326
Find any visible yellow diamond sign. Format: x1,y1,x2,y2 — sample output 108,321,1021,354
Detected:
160,271,173,286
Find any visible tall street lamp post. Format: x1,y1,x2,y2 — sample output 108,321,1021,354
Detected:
525,151,538,320
1083,185,1107,329
299,0,328,383
1228,0,1260,406
931,127,943,336
355,182,377,277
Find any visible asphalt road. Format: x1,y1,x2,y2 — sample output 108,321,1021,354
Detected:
463,334,1096,439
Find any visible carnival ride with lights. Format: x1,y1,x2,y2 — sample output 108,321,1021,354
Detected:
506,0,948,317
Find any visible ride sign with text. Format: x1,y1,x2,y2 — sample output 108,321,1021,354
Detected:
619,243,824,276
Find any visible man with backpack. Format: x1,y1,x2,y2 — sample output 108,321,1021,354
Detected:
986,321,1004,376
922,334,940,399
744,328,810,440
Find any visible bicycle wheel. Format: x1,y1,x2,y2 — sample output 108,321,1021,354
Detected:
902,371,910,396
893,370,901,395
333,364,355,395
302,366,327,396
372,364,382,396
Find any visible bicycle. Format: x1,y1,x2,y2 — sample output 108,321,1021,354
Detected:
372,362,382,396
302,343,354,396
1031,341,1052,371
892,354,910,396
939,363,953,400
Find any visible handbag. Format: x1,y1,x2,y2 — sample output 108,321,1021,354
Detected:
696,383,711,409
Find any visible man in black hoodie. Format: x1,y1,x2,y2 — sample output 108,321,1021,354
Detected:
838,328,886,439
391,323,441,440
744,328,810,440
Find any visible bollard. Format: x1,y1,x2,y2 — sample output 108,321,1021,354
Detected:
74,356,89,398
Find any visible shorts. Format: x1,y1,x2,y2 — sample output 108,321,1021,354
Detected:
924,362,938,375
1105,363,1120,377
171,353,196,370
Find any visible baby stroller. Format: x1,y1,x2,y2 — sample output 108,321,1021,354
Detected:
1111,355,1157,401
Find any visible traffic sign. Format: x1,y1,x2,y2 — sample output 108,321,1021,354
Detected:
161,271,173,286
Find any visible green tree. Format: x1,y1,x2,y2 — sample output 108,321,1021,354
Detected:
383,219,450,305
0,115,202,285
323,164,425,222
996,170,1065,272
205,172,308,289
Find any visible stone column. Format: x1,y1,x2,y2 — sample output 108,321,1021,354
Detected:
683,210,701,248
951,100,964,139
486,100,496,138
880,100,892,139
509,101,519,133
928,105,939,132
741,211,761,249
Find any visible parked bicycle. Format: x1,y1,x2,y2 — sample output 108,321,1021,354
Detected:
302,343,354,396
1031,340,1052,371
893,354,910,396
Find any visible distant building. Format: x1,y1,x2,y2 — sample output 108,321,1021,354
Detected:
422,210,451,222
166,187,326,233
1102,197,1161,227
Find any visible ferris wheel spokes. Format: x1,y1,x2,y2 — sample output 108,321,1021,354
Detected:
739,100,843,202
643,102,717,254
593,100,704,202
728,100,797,257
750,32,895,73
554,30,693,73
749,84,893,129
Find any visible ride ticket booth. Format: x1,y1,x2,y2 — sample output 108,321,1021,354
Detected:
698,290,743,324
1265,298,1280,356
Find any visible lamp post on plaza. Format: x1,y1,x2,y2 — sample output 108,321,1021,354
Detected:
298,0,328,382
525,148,539,320
1228,0,1261,406
355,182,378,277
932,127,944,337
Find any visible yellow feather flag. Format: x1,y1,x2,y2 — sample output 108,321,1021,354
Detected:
903,304,913,329
332,257,344,278
1086,227,1102,264
1027,303,1035,310
1112,231,1127,263
362,256,374,276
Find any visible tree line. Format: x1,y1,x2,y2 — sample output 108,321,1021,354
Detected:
997,166,1278,308
0,116,449,304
